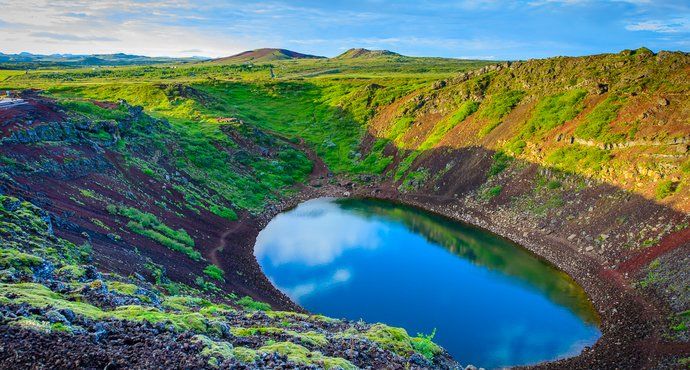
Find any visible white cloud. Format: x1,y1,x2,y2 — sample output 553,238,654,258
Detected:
625,18,690,33
0,0,256,57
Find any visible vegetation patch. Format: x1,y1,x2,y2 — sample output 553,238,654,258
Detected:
236,296,271,311
363,323,441,360
477,90,525,137
107,204,200,260
481,185,503,200
258,341,356,370
574,94,626,142
655,180,679,200
546,145,611,174
419,100,479,150
203,265,225,282
508,89,587,154
488,151,512,177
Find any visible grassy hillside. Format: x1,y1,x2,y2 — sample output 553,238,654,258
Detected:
364,48,690,211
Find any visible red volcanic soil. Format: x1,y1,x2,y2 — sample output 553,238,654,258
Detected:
617,227,690,275
0,94,66,136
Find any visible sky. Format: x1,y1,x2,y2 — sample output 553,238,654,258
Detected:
0,0,688,60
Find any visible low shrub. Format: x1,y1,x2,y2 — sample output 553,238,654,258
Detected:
655,180,678,200
236,296,271,311
203,265,225,282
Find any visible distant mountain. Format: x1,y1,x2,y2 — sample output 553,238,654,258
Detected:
0,52,206,68
211,48,325,64
335,48,402,59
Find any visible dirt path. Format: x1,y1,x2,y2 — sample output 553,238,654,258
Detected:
208,222,243,268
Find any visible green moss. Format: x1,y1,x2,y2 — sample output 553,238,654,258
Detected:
78,188,97,199
0,283,104,318
547,180,562,189
411,329,442,361
109,281,139,296
50,322,72,333
258,342,356,370
126,221,200,261
203,265,225,282
209,205,238,221
194,335,235,366
162,295,206,311
111,305,208,332
90,218,111,231
236,296,271,311
231,346,259,363
0,283,216,333
11,317,52,333
398,168,430,192
0,249,43,272
55,265,85,279
264,310,338,324
199,304,234,318
231,326,328,347
364,324,415,357
678,357,690,367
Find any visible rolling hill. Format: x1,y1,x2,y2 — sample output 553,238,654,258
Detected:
335,48,402,59
211,48,325,64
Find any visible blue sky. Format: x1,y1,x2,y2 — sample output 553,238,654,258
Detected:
0,0,688,59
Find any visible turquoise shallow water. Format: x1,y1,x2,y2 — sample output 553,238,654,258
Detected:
255,198,601,369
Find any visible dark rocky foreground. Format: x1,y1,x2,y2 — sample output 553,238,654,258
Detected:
0,304,458,370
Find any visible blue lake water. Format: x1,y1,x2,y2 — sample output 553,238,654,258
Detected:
255,198,601,369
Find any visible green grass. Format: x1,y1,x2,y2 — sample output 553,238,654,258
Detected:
655,180,679,200
526,89,587,133
419,100,479,150
107,204,200,260
574,94,626,142
481,185,503,200
546,145,611,174
488,151,512,177
236,296,271,311
203,265,225,282
508,89,587,154
59,100,128,120
477,90,525,137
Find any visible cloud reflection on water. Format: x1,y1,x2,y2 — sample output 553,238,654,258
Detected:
255,198,387,267
279,268,353,301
